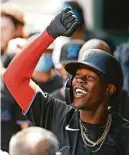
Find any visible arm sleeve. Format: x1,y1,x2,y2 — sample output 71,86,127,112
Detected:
3,30,55,112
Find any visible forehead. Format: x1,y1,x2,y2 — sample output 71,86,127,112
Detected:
76,66,99,76
1,16,14,28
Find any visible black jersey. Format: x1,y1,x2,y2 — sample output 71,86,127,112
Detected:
25,89,129,155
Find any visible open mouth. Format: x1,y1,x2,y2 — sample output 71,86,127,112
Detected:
74,88,88,98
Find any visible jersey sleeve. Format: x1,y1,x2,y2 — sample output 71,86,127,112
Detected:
14,103,30,125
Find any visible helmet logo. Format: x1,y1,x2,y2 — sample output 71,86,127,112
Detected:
84,51,96,61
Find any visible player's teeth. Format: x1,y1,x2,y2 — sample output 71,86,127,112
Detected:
76,88,87,94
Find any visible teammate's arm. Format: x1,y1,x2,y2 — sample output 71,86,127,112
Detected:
3,7,78,113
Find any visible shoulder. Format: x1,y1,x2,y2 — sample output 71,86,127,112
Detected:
110,114,129,153
111,90,129,121
111,113,129,137
32,88,72,114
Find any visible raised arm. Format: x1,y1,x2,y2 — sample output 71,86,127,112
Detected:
3,7,78,112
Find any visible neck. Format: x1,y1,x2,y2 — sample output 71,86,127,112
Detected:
80,104,108,124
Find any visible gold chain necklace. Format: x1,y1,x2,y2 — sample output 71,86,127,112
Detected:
80,114,112,152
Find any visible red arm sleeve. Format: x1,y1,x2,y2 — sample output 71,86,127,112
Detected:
3,30,55,112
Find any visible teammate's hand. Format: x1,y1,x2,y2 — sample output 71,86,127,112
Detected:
47,7,79,38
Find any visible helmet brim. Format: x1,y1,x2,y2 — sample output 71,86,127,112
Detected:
65,61,106,76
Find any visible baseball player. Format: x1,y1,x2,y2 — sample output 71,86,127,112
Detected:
3,7,129,155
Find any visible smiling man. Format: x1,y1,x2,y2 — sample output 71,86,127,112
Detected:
3,7,129,155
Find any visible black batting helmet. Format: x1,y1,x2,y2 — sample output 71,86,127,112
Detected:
65,49,123,105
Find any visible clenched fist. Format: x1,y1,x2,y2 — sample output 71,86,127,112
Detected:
47,7,79,38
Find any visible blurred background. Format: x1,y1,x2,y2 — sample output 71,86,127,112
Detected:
2,0,129,46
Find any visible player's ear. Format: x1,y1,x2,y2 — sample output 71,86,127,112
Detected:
106,84,116,96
